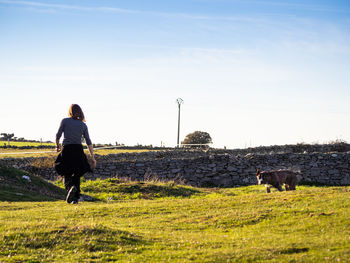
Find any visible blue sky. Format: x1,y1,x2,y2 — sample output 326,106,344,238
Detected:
0,0,349,148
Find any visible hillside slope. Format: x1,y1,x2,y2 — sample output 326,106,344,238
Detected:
0,165,65,201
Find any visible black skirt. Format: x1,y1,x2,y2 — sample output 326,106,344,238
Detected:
54,144,92,177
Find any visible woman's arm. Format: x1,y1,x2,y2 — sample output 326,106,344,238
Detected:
56,138,61,152
83,124,96,168
88,144,97,169
56,119,64,152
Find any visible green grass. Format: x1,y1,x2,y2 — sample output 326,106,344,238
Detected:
0,148,155,158
76,178,203,201
0,141,55,147
92,149,155,156
0,165,65,201
0,167,349,262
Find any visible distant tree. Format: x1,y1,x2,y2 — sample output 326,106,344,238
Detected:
0,133,15,141
0,133,15,146
182,131,212,146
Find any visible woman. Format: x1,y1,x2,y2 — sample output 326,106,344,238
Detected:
55,104,97,204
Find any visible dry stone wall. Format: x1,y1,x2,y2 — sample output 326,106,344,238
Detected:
88,151,350,186
1,148,350,186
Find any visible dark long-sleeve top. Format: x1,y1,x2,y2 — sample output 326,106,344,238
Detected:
56,118,92,146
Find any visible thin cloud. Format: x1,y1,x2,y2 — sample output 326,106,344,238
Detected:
0,0,280,22
246,0,350,13
197,0,350,14
0,0,140,14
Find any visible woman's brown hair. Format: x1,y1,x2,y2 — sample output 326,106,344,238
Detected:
68,104,86,122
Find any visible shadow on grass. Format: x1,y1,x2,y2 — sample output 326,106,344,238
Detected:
117,183,201,198
1,224,149,253
81,178,202,200
279,247,309,254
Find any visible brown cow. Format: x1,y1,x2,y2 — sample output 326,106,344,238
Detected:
256,168,299,193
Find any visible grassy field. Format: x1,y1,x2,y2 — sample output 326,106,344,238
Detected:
0,166,349,262
0,141,57,159
0,141,55,147
0,147,154,158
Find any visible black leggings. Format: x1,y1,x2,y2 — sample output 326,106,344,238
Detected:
64,175,81,200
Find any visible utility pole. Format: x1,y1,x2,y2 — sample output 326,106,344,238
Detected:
176,98,184,147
